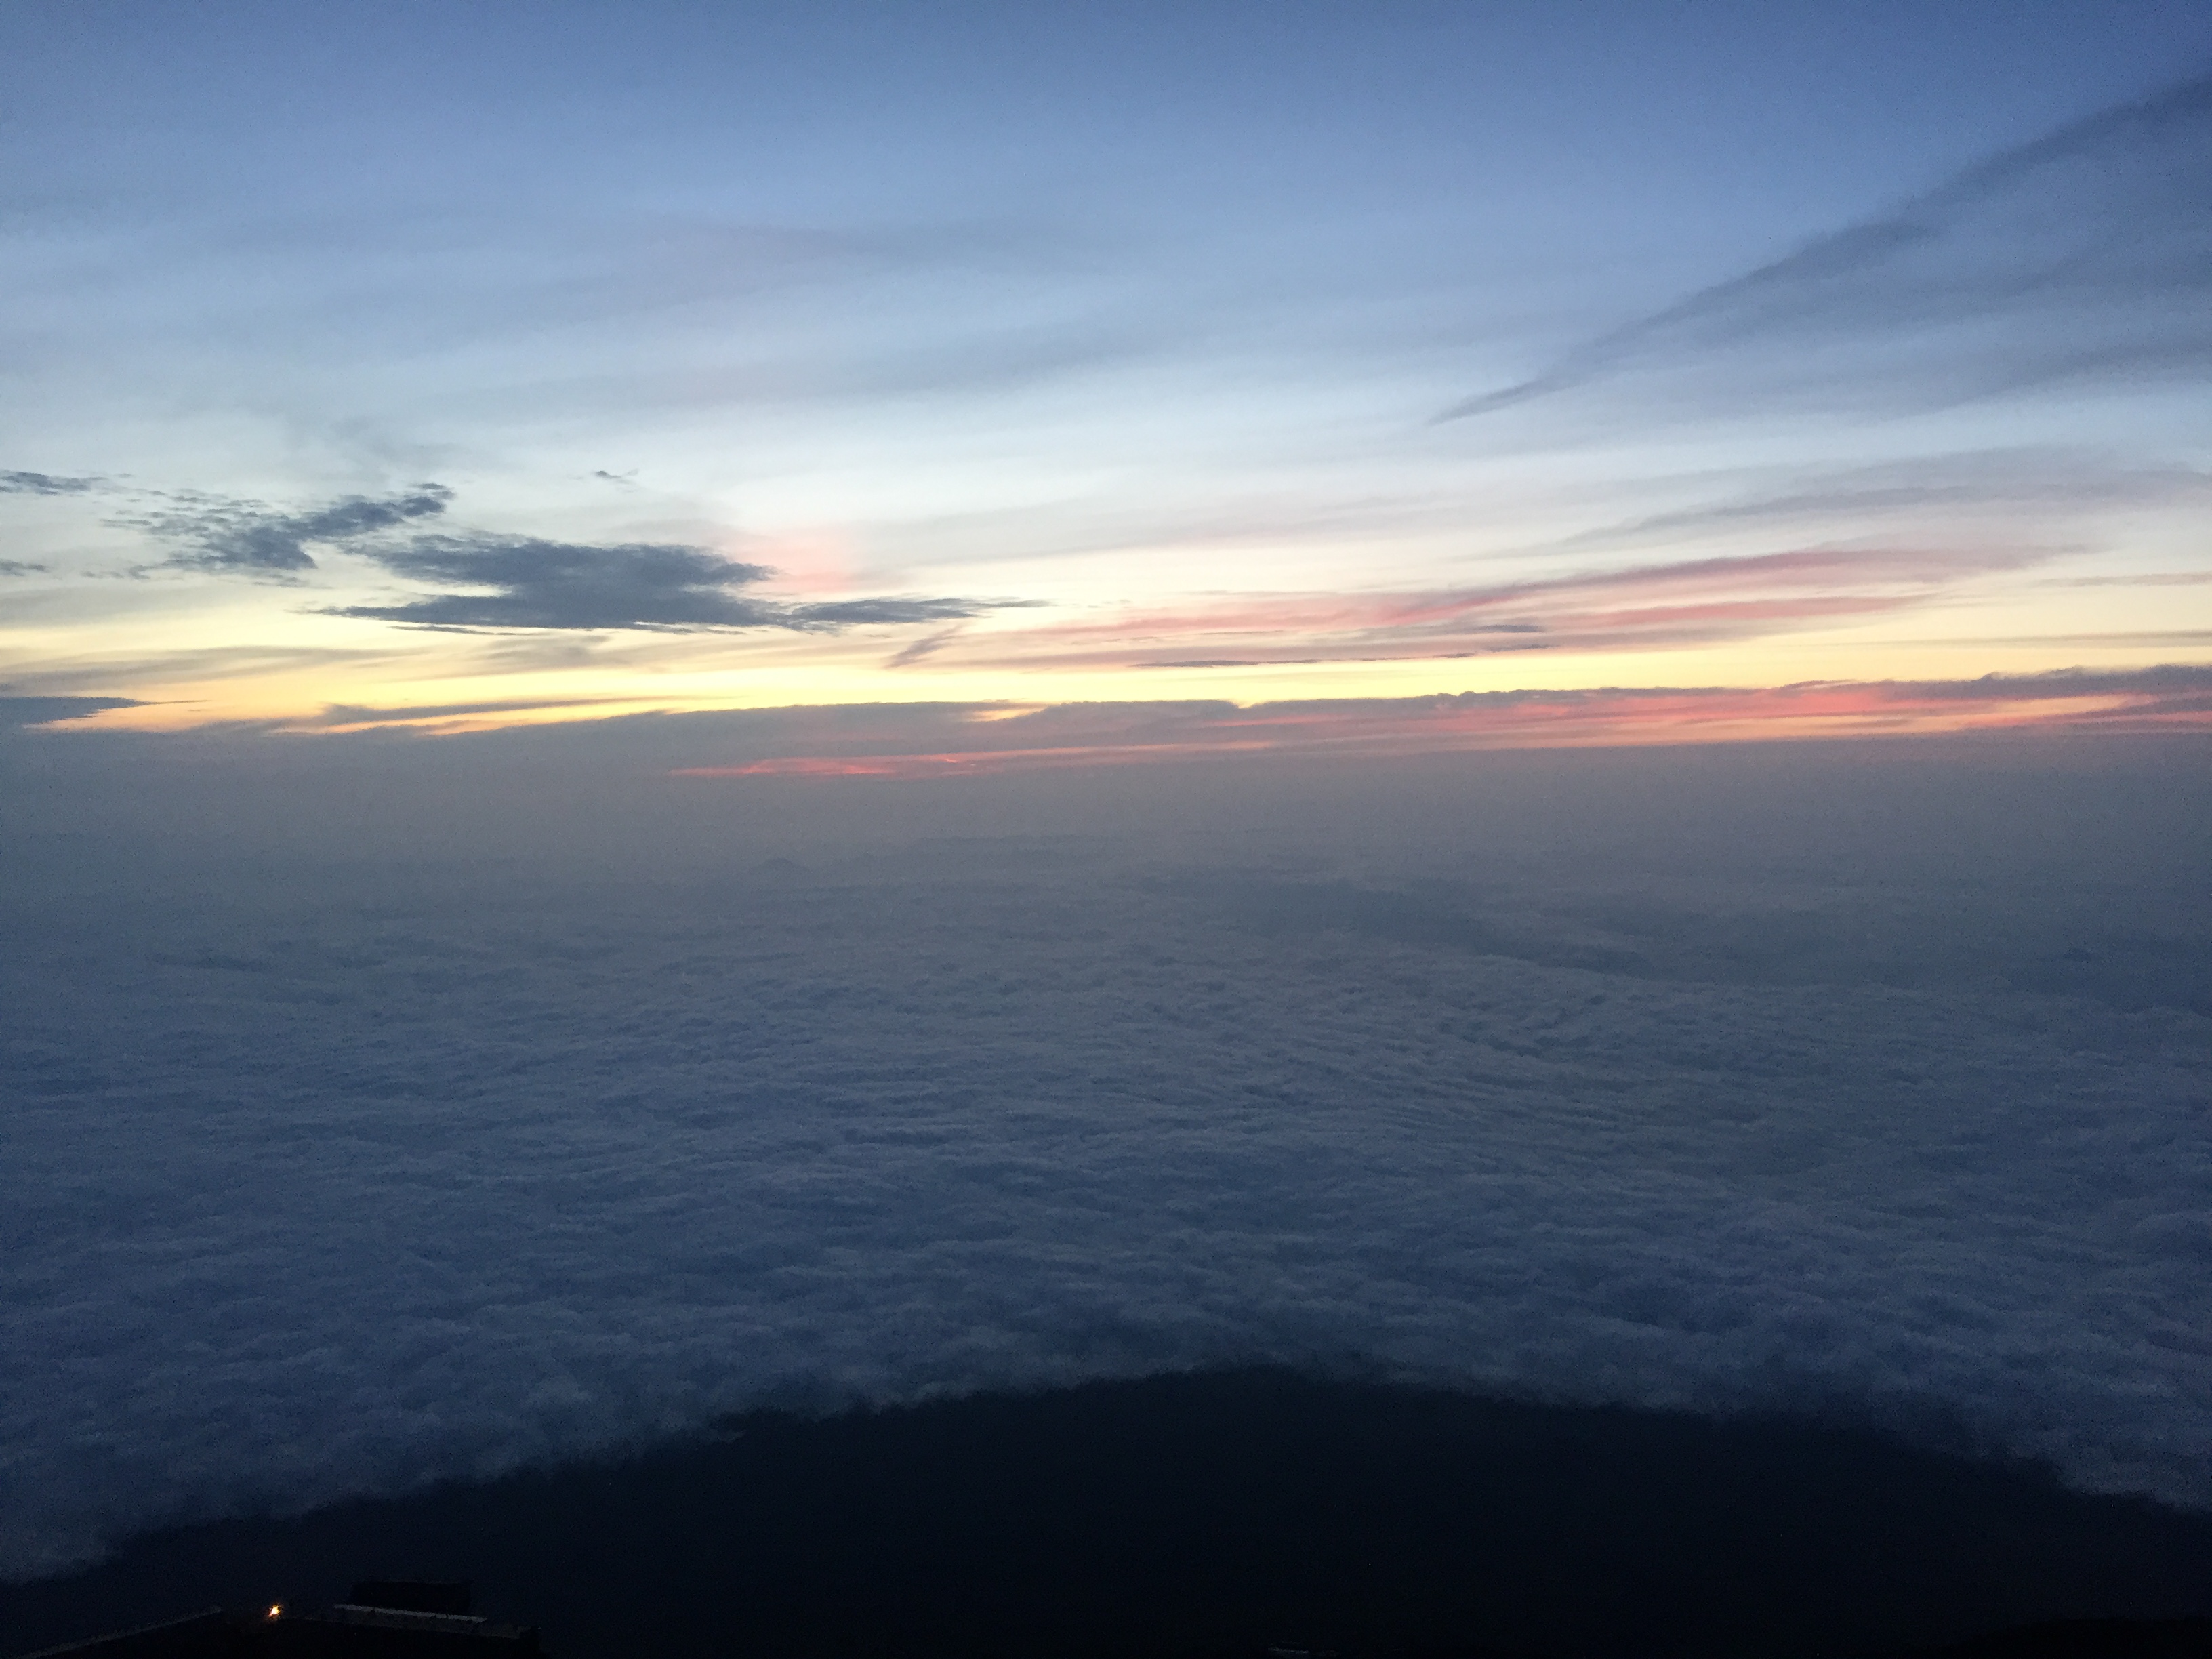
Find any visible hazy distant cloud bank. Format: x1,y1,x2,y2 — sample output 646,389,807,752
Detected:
1,750,2208,1580
1443,73,2212,419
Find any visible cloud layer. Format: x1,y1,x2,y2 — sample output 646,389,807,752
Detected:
2,737,2208,1580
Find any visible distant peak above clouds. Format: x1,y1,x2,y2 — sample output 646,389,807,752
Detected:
1440,73,2212,422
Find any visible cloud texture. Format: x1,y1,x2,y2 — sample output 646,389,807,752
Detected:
134,485,457,574
2,735,2209,1580
0,471,100,497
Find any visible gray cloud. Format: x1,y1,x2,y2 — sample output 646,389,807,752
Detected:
0,470,101,496
333,535,1000,632
127,485,455,575
886,627,966,668
0,695,140,730
1442,74,2212,420
96,480,1012,630
0,560,52,577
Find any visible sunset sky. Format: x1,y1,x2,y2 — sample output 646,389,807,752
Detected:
4,3,2209,757
9,9,2212,1626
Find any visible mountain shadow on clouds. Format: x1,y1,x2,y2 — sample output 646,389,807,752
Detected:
4,1371,2210,1659
1440,73,2212,421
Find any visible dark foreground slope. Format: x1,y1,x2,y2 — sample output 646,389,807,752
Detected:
7,1370,2211,1659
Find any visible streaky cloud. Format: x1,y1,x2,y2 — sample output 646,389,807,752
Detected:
663,665,2212,778
884,627,966,668
288,696,646,730
1440,73,2212,421
1543,451,2212,556
951,543,2044,672
0,644,401,697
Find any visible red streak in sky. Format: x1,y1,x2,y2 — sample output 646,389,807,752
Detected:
669,674,2212,781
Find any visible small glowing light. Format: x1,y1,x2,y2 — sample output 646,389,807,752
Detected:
266,1605,283,1620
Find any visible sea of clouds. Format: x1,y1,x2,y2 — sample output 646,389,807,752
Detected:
3,727,2208,1580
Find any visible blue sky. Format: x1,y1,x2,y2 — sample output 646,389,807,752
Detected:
3,2,2209,741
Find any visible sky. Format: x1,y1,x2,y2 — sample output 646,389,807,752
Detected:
4,5,2212,1593
3,1,2211,754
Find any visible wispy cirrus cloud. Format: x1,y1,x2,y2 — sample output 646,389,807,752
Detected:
1442,73,2212,421
935,544,2042,672
1540,451,2212,558
0,644,403,698
666,666,2212,779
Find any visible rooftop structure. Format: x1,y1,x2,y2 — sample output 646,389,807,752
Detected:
15,1584,540,1659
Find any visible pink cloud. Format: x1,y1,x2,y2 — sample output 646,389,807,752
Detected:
671,667,2212,780
935,545,2045,672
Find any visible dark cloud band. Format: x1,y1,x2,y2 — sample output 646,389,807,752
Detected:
334,534,1000,632
100,483,1012,631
